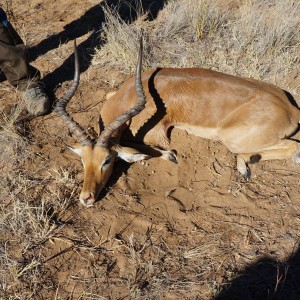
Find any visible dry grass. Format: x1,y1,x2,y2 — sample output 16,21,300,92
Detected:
109,232,230,299
0,104,77,298
93,0,300,94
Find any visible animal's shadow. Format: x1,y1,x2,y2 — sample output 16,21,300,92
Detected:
215,245,300,300
120,67,169,145
97,159,131,201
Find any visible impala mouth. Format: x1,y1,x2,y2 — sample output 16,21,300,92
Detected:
85,199,95,207
80,193,95,207
79,184,106,207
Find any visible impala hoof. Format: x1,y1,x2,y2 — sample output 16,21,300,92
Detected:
237,155,251,181
243,166,251,181
293,146,300,164
168,150,178,164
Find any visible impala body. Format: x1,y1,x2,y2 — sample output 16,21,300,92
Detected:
56,40,300,206
103,68,299,153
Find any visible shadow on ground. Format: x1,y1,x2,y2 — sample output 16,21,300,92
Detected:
29,0,165,91
97,159,131,203
215,245,300,300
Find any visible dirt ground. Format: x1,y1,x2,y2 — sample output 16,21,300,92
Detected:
1,0,300,299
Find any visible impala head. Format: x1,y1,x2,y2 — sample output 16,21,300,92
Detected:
69,144,116,206
55,38,147,207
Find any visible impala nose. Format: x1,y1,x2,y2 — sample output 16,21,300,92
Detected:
80,193,95,207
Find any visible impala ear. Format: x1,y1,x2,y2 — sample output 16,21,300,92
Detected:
67,144,83,156
112,145,151,163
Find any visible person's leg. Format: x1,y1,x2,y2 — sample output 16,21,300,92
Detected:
0,8,50,115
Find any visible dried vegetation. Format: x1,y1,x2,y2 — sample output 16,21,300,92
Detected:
94,0,300,93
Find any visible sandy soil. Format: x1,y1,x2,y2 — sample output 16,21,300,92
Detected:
1,0,300,299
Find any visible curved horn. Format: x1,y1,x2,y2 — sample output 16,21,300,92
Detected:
96,36,146,147
54,40,93,146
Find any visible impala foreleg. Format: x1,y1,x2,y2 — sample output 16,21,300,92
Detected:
159,148,177,163
113,145,151,163
119,141,178,163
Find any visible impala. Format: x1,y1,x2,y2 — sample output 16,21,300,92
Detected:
55,39,300,207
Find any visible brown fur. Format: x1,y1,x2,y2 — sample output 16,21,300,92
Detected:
102,67,300,158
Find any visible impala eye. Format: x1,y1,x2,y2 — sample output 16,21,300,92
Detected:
103,156,112,166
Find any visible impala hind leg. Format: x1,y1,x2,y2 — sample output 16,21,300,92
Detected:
237,153,261,180
292,144,300,164
237,140,299,180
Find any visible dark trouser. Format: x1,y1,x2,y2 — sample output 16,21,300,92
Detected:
0,11,40,91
